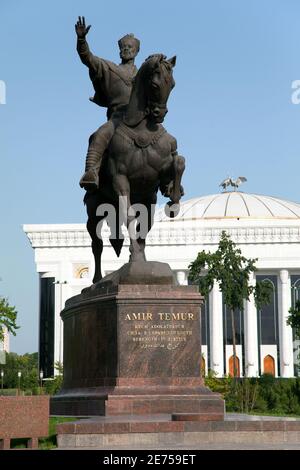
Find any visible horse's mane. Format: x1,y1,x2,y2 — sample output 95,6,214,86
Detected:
124,54,175,127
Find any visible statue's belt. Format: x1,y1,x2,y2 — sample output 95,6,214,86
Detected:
117,122,166,148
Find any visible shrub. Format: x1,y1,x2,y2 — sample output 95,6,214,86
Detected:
204,373,300,416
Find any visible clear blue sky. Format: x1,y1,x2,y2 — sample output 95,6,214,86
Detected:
1,0,300,353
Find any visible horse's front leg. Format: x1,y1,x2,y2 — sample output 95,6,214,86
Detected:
85,192,104,283
112,174,144,262
170,154,185,204
87,217,104,283
136,194,157,261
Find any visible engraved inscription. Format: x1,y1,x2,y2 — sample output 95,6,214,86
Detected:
125,312,153,321
124,312,196,350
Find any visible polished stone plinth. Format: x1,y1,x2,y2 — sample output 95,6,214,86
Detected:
51,268,224,419
56,414,300,449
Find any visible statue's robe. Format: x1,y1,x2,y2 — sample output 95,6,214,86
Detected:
77,38,137,118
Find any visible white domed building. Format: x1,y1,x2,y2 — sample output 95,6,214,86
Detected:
24,190,300,379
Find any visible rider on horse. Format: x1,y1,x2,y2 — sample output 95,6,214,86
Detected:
75,16,140,191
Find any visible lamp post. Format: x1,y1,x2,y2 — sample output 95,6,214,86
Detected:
39,369,44,392
17,371,21,395
1,370,3,392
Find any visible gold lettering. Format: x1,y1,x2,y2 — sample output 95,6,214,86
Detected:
125,312,153,320
158,312,195,321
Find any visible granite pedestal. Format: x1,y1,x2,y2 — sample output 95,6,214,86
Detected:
51,262,224,422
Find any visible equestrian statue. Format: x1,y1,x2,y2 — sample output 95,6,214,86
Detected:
76,17,185,283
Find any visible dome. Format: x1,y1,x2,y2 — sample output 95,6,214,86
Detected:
155,192,300,221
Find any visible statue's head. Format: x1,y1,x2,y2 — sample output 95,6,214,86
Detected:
118,34,140,62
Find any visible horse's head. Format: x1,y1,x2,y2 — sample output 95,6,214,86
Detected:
125,54,176,127
144,54,176,123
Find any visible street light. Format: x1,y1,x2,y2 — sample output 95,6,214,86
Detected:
39,370,44,391
17,371,21,395
1,370,3,392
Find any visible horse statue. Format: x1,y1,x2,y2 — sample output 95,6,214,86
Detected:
84,54,185,283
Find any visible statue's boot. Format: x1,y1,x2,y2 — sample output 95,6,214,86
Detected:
79,149,101,191
79,167,100,191
80,121,116,191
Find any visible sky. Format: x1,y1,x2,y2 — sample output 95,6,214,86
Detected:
1,0,300,354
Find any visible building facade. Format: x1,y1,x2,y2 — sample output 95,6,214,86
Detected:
0,328,10,354
24,191,300,378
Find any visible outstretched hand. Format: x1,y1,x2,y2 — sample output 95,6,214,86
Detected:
75,16,91,38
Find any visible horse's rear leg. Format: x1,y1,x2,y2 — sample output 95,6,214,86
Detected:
87,218,104,283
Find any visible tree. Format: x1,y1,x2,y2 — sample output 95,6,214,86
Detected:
189,231,272,378
2,352,38,390
287,300,300,337
44,361,63,395
287,300,300,373
0,297,19,342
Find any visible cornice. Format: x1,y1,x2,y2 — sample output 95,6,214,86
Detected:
24,224,300,248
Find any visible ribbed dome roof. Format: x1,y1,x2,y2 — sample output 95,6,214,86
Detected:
155,192,300,221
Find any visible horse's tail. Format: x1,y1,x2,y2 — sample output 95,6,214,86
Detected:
110,237,124,257
107,198,125,257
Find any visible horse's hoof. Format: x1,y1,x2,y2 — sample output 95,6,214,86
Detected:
164,201,180,218
93,274,102,283
129,253,146,263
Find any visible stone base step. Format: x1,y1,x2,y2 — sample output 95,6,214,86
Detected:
51,393,224,418
56,414,300,448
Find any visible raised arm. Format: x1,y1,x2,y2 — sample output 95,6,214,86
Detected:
75,16,98,71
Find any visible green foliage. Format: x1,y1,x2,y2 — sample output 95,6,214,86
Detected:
287,301,300,372
0,388,18,396
230,378,261,413
189,231,272,310
254,279,274,311
44,361,63,395
287,300,300,339
205,373,300,416
1,352,38,390
204,369,232,396
44,375,63,395
39,417,83,450
189,231,272,378
0,297,19,341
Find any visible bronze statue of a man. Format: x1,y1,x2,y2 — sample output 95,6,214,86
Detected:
75,16,140,190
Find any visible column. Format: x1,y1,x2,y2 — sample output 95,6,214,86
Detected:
40,272,56,378
209,281,224,377
176,270,188,285
55,262,72,370
244,272,259,377
54,280,62,367
278,270,294,377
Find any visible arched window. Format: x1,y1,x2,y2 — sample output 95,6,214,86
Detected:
263,355,275,376
75,267,89,279
78,268,89,279
256,276,278,345
229,355,240,377
291,277,300,306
